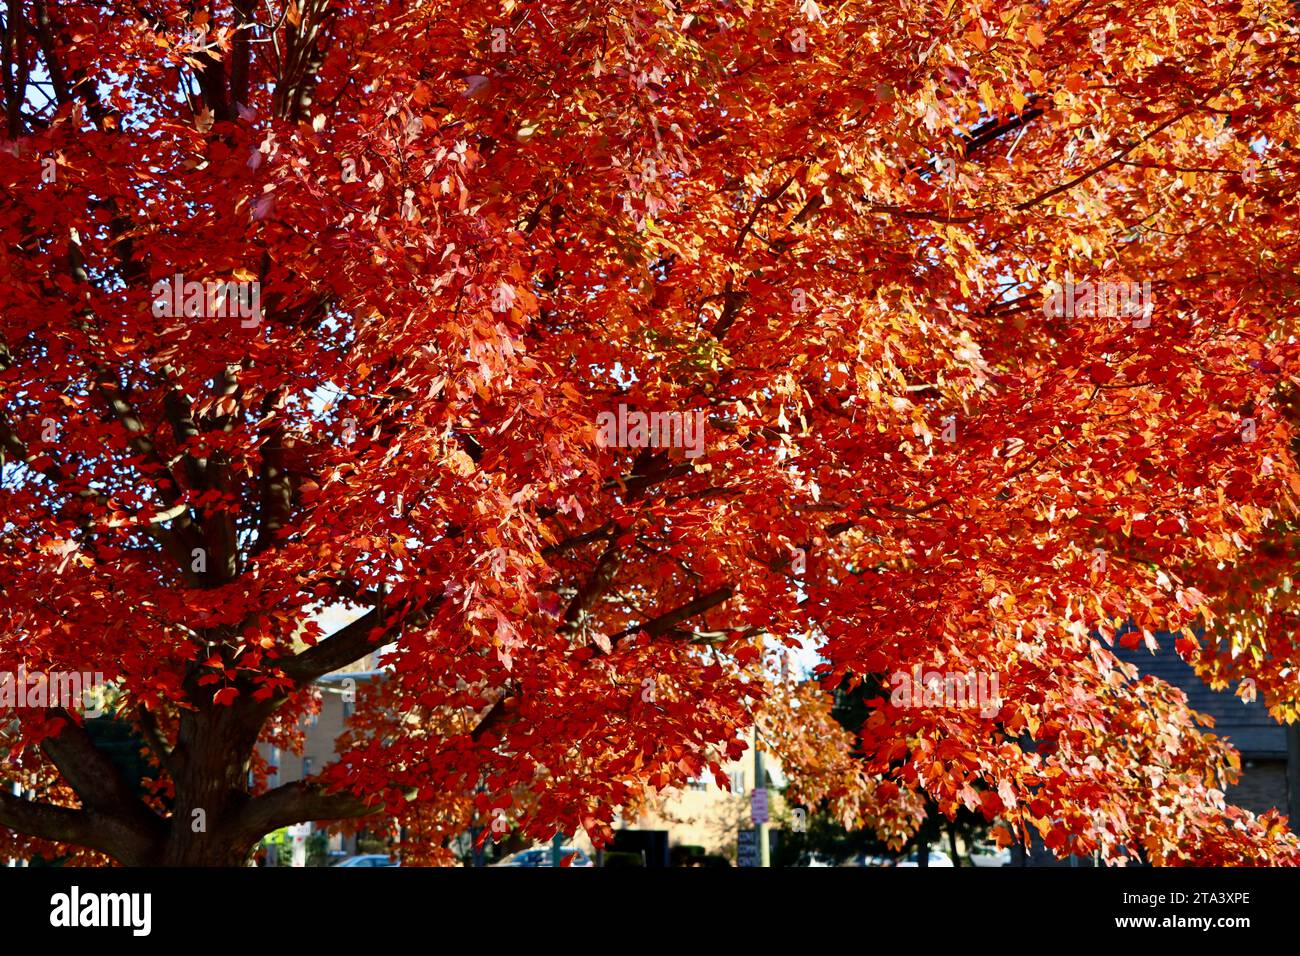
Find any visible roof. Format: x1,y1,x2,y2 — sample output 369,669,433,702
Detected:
1111,634,1287,759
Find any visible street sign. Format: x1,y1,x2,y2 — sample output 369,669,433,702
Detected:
737,829,759,867
289,823,309,868
751,787,768,825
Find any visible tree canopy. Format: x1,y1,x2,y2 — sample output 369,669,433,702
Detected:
3,0,1300,865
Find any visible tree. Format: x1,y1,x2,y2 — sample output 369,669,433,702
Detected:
768,677,988,866
3,0,1300,866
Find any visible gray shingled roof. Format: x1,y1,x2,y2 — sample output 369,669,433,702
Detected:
1111,635,1287,759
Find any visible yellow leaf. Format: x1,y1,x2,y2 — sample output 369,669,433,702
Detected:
1027,23,1045,47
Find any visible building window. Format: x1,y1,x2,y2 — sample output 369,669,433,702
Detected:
730,770,746,794
342,700,354,718
303,757,313,777
688,777,708,792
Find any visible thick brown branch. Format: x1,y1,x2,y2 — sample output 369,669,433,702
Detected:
540,521,613,557
234,780,379,841
253,391,292,554
29,0,68,103
0,780,162,864
0,787,96,846
40,711,155,821
604,586,735,649
281,606,384,685
282,591,446,687
471,586,735,742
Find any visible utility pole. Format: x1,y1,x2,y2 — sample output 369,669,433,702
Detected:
470,778,486,867
754,736,770,868
7,782,21,867
1287,722,1300,827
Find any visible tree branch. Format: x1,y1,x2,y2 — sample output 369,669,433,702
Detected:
0,787,97,846
603,585,735,650
282,591,446,687
39,710,156,823
471,586,736,741
134,704,176,775
234,779,380,840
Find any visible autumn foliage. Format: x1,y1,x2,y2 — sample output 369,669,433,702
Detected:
3,0,1300,866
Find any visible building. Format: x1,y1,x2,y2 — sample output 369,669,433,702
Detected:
268,649,786,865
608,726,787,862
1012,635,1299,866
1113,636,1299,820
256,650,388,863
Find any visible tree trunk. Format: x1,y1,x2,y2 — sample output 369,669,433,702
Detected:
0,695,379,866
153,704,269,865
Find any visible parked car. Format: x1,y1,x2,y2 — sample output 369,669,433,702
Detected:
493,846,594,867
794,852,836,867
896,849,954,868
838,852,895,867
968,844,1011,868
331,854,399,867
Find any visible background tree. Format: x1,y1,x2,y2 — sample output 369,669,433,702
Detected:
3,0,1300,866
